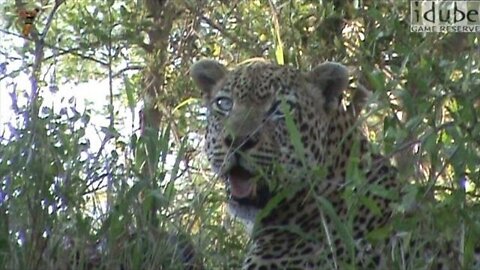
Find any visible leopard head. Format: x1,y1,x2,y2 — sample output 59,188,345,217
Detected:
190,59,350,225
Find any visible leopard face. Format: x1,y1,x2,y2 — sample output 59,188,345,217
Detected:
190,60,350,228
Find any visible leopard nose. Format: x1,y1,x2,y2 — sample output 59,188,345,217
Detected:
224,135,258,151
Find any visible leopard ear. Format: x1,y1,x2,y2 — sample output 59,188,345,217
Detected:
190,59,227,101
307,62,349,111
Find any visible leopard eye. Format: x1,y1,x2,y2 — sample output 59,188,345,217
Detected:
212,96,233,113
268,100,296,119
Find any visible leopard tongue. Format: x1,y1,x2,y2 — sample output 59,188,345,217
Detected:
228,168,253,199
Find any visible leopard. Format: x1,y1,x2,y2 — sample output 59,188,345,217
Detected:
190,59,478,269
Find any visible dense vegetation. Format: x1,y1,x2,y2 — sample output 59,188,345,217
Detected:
0,0,479,268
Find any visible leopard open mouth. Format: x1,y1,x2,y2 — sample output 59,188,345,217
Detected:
226,165,271,208
226,166,254,199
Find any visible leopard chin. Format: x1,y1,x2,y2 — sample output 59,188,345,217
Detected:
227,200,259,235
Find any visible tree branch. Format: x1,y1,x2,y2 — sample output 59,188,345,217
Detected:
40,0,66,39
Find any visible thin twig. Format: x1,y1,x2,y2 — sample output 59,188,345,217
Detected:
112,65,144,77
106,4,115,212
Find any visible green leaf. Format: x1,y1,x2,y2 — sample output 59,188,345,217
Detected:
282,100,305,163
123,74,136,113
